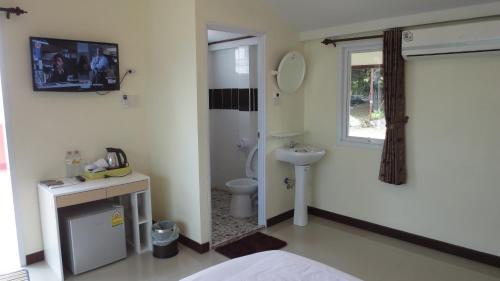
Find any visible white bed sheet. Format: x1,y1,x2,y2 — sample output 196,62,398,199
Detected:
180,250,363,281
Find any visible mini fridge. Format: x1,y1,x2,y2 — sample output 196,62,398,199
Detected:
59,200,127,275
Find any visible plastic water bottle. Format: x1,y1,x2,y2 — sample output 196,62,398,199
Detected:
65,151,73,178
73,150,82,176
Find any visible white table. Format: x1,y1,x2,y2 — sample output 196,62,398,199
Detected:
38,172,152,280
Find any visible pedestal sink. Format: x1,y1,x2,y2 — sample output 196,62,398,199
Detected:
275,145,326,226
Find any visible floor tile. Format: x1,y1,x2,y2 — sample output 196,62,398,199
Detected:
26,216,500,281
211,189,262,247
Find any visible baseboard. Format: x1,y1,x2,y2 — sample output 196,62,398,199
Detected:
26,236,210,266
27,208,499,266
308,206,500,268
178,234,210,254
266,209,294,227
26,250,44,265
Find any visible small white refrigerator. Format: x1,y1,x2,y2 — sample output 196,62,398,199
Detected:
59,200,127,275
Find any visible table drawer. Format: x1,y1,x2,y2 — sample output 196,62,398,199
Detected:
56,189,107,208
106,180,148,198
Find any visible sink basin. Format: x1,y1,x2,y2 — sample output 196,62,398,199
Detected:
275,145,326,166
275,144,326,227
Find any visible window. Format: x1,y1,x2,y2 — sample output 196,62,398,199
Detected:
235,46,249,74
339,40,385,146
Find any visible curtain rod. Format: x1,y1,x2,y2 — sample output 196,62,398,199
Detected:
322,35,383,46
322,14,500,47
208,36,255,46
0,7,27,19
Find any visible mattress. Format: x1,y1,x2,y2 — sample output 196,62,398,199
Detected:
180,250,363,281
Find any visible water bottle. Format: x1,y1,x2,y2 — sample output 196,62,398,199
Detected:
73,150,82,176
65,151,73,178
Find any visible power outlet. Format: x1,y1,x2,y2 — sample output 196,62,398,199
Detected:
284,177,295,189
122,94,129,108
273,92,280,105
121,94,140,108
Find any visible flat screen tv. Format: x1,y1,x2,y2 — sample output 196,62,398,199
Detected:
30,37,120,92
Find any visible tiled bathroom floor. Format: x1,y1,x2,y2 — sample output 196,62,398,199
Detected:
211,189,263,247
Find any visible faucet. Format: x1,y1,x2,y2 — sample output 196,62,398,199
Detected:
288,140,298,148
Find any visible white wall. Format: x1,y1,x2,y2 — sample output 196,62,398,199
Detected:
209,46,258,188
196,0,305,243
209,110,258,188
0,0,149,255
0,0,304,251
304,39,500,256
144,0,207,243
4,0,494,258
210,47,251,89
249,45,258,88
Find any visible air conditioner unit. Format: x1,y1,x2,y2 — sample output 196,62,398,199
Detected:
401,19,500,60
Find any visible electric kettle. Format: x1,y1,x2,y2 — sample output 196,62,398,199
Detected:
106,148,129,169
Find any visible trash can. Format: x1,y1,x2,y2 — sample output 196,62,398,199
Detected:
152,221,179,259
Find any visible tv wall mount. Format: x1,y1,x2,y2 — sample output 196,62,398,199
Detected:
0,6,27,19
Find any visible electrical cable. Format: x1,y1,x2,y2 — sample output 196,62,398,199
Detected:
95,69,133,96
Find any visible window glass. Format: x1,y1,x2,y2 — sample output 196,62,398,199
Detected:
235,46,249,74
348,51,385,140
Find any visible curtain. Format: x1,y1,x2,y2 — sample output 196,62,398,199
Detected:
379,28,409,185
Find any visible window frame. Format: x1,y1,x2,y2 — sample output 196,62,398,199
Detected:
337,39,385,148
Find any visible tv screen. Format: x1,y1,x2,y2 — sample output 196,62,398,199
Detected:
30,37,120,92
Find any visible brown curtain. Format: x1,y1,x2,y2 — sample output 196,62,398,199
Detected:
379,28,409,185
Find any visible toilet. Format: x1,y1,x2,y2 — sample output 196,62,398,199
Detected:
225,145,258,218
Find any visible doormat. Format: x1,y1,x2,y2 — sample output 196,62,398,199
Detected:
215,232,287,259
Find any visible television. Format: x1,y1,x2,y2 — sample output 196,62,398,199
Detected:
30,37,120,92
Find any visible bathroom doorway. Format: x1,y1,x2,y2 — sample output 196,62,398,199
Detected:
206,27,266,247
0,69,22,272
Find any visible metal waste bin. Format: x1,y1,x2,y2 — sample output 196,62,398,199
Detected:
152,221,179,258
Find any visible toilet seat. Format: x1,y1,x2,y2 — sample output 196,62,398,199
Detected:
245,145,258,179
226,178,258,194
225,145,259,218
226,145,258,193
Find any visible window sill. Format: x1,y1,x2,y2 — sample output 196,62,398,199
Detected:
337,138,384,150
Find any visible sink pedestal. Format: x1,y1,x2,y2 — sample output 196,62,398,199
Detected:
294,165,311,226
275,144,325,227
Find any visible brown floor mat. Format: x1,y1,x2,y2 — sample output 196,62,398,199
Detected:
215,232,287,259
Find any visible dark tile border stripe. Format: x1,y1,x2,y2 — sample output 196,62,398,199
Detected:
266,209,294,227
209,88,257,111
178,234,210,254
307,206,500,268
238,88,250,111
213,89,222,109
26,250,44,265
252,88,258,111
222,89,232,109
231,89,239,110
209,89,213,109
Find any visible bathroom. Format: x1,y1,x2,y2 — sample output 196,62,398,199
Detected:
207,30,262,246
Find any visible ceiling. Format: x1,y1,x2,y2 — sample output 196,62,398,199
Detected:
207,30,246,44
264,0,500,32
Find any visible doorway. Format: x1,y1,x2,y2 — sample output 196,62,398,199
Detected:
0,74,22,272
206,27,266,247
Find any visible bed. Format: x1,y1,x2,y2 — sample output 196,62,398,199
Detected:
180,250,363,281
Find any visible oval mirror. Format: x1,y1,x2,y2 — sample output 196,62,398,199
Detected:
276,51,306,94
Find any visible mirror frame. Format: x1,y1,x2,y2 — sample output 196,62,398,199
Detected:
276,51,306,94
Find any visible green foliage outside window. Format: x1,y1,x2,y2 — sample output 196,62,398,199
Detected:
350,66,384,117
